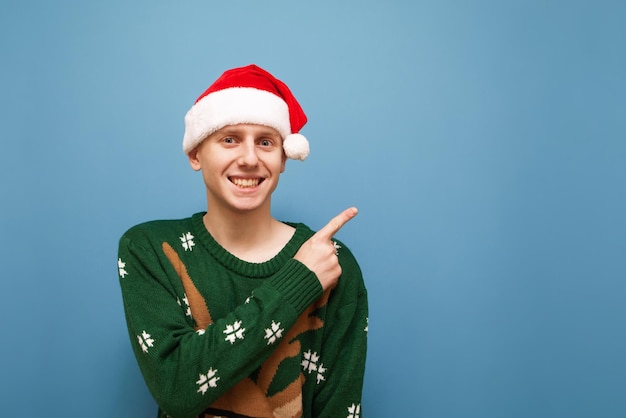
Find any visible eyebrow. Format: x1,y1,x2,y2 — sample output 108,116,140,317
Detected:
219,127,281,137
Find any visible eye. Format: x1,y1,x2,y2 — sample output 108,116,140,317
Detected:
222,136,235,144
260,139,272,147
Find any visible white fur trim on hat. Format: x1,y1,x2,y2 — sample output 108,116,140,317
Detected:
283,133,310,161
183,87,291,154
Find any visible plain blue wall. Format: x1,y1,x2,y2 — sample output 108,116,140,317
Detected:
1,1,625,417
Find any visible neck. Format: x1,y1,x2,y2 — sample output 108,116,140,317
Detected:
202,200,294,262
204,203,270,241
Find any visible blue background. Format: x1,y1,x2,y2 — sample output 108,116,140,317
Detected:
1,1,625,417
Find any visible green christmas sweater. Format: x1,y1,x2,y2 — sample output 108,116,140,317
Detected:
117,212,368,418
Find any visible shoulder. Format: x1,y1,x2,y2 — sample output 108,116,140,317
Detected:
119,213,200,248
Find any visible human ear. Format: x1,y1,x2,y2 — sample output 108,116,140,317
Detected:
280,152,287,173
188,148,202,171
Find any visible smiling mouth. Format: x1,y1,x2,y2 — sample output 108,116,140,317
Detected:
229,177,264,188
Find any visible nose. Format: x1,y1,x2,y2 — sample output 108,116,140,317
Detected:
238,140,259,167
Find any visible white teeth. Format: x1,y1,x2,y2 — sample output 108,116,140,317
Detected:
231,178,260,188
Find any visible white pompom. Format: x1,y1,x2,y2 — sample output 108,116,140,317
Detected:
283,133,310,161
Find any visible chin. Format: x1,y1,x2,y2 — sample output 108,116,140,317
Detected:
229,199,270,213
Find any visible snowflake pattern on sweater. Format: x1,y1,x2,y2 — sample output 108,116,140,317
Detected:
223,320,245,344
137,330,154,353
347,403,361,418
264,321,284,345
117,258,128,278
196,368,220,394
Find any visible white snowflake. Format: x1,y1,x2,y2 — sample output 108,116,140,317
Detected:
333,241,341,255
224,320,245,344
301,350,319,374
196,329,206,335
118,258,128,278
182,294,192,317
347,403,361,418
316,363,327,384
264,321,284,345
364,317,369,332
302,350,327,384
196,368,220,394
180,232,195,251
245,291,256,304
177,295,192,317
137,330,154,353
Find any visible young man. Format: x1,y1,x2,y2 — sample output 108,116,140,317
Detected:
117,64,368,418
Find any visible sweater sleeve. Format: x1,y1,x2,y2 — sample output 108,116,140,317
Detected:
312,242,369,417
117,230,323,418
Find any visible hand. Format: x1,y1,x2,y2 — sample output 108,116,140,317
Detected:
294,207,358,291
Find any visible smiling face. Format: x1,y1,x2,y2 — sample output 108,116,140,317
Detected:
188,124,287,215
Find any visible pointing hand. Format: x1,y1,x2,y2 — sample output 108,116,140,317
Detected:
294,207,358,291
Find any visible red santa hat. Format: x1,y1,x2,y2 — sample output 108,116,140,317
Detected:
183,64,310,160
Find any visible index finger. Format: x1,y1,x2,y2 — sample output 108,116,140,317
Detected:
316,207,359,239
